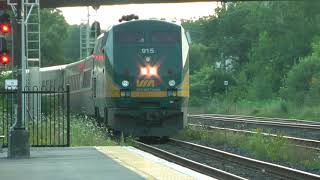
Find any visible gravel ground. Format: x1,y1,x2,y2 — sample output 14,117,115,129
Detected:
189,118,320,141
154,143,286,180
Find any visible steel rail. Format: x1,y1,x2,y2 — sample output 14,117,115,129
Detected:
189,115,320,130
133,141,246,180
170,138,320,180
194,114,320,125
189,123,320,150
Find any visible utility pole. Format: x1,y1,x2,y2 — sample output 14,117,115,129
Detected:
8,0,30,159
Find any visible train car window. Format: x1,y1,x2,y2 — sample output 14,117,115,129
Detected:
93,38,102,55
74,75,77,90
76,74,80,90
66,78,69,87
54,79,57,89
82,70,91,88
93,77,97,98
46,80,49,89
151,31,180,43
116,31,144,43
71,76,75,91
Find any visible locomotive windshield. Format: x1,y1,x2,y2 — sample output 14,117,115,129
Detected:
116,31,144,43
151,31,180,43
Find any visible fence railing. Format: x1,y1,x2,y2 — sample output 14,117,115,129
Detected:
0,85,70,147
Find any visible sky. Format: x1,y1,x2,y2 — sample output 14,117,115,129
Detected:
59,2,219,28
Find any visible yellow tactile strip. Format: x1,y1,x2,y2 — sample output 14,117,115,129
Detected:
96,146,195,180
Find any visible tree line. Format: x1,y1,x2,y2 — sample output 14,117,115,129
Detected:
183,1,320,115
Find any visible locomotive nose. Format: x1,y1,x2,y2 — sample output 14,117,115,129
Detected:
146,111,160,121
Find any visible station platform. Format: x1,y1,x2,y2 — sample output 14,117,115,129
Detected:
0,146,213,180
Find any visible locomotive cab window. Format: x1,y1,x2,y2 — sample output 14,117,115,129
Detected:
116,31,144,43
151,31,180,43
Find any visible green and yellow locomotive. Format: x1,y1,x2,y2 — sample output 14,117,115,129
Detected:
41,19,190,137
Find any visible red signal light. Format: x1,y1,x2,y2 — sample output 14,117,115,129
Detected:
0,23,11,34
0,51,11,65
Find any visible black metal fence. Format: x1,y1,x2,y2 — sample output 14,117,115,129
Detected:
0,85,70,147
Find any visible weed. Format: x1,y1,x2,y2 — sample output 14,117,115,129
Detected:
70,114,116,146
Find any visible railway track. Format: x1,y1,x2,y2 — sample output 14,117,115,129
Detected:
135,139,320,180
189,123,320,150
197,114,320,125
188,114,320,140
134,140,245,180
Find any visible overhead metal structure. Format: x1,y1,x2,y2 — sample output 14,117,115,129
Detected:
40,0,226,8
80,7,99,60
0,0,231,9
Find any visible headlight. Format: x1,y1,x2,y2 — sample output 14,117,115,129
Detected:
140,67,148,75
168,80,176,87
122,80,129,87
149,67,157,76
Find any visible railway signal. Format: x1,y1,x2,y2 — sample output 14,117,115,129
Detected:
0,12,11,34
0,37,10,65
0,50,11,65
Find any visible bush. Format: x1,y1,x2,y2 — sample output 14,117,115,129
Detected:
190,65,235,106
281,55,320,106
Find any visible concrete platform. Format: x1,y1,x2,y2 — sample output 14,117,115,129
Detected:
0,146,214,180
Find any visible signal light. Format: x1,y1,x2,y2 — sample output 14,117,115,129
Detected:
0,12,11,34
0,23,11,34
0,51,11,65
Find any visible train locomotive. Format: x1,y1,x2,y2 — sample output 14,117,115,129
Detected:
40,19,190,137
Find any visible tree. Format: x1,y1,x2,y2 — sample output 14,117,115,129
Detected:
63,25,80,62
40,9,69,67
281,55,320,106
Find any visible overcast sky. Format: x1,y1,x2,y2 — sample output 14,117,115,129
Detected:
59,2,219,28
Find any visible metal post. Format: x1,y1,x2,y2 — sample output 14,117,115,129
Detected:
15,1,23,129
8,0,30,159
12,0,26,129
21,0,26,127
66,84,70,147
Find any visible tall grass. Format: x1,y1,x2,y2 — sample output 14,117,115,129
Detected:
70,115,116,146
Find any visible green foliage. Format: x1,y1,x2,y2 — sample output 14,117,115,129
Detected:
186,2,320,115
0,72,11,89
63,25,81,62
71,115,116,146
190,65,235,105
41,9,69,67
189,43,210,73
281,55,320,106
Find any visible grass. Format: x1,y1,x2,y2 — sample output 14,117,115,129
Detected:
192,98,320,121
70,114,138,146
70,114,117,146
0,111,137,147
175,126,320,170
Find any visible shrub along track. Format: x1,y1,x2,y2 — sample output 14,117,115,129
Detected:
189,123,320,150
135,139,320,180
188,114,320,141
